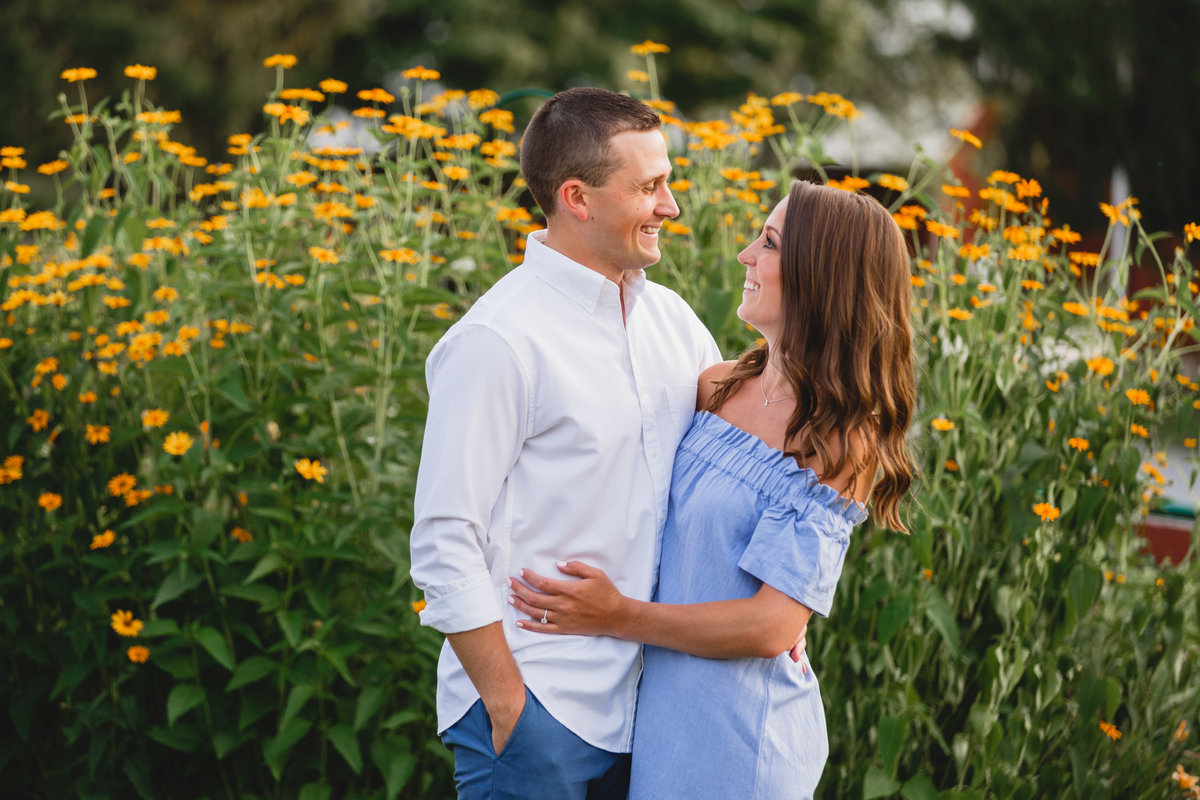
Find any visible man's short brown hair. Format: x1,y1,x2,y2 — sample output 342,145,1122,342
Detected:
519,87,662,218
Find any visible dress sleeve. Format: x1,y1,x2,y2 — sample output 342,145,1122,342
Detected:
736,496,856,617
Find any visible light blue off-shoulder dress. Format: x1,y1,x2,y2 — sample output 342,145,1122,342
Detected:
628,411,867,800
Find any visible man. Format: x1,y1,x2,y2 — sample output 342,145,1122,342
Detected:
410,87,721,799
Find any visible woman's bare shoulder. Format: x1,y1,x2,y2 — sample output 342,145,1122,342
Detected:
697,360,739,409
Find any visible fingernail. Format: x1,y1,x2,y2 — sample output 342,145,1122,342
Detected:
507,595,516,605
556,560,567,567
520,568,527,577
505,578,512,588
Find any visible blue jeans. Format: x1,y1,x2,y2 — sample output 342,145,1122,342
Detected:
441,686,630,800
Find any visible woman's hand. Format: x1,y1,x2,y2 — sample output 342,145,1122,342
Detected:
509,561,628,637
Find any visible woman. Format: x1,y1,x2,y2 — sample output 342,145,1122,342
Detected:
508,180,915,798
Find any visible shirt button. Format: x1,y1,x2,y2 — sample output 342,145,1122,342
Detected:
650,449,659,460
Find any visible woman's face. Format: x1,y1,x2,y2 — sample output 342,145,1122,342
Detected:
736,197,788,338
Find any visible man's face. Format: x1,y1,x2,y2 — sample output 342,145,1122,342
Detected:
578,129,679,280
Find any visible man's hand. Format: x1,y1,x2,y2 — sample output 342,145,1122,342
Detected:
485,686,527,754
445,622,527,754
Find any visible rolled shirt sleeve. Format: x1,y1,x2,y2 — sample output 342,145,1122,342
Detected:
410,324,529,634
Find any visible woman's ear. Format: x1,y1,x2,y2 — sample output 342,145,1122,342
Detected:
557,179,590,222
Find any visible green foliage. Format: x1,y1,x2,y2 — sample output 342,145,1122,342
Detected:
2,49,1199,799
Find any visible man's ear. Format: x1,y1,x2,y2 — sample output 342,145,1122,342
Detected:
557,179,590,222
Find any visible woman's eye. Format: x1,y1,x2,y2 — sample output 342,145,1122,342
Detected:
764,236,776,250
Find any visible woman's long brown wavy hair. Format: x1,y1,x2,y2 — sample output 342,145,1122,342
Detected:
708,180,916,531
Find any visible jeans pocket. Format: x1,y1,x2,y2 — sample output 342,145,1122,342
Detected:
494,685,535,758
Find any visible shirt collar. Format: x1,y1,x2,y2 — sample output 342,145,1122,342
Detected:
524,230,646,315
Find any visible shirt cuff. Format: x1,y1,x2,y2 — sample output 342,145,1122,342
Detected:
417,573,504,634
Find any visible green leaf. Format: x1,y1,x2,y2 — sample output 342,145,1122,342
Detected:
371,735,417,799
147,723,203,753
190,508,224,549
900,775,939,800
277,609,305,648
264,718,312,780
226,656,279,692
80,213,108,258
877,596,912,647
220,583,281,611
213,730,248,759
329,723,363,775
863,765,902,799
195,626,234,671
1067,562,1101,627
281,684,314,730
923,589,961,657
354,685,386,732
299,784,333,800
244,552,287,584
166,684,206,726
877,715,906,776
151,562,204,610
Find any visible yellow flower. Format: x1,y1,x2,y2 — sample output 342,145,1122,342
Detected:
1097,720,1122,740
1062,301,1090,317
467,89,501,109
38,492,63,512
163,431,194,456
401,66,441,81
1033,502,1060,522
1067,438,1089,451
85,424,111,445
1125,388,1151,406
61,67,98,82
230,526,253,543
946,308,973,321
925,220,960,239
141,408,169,429
263,54,298,69
877,173,909,192
124,64,157,81
1099,202,1129,226
626,70,649,83
826,176,870,192
1130,423,1149,438
27,409,50,432
412,599,428,613
1086,356,1114,376
107,473,136,497
942,184,971,198
944,459,958,472
931,417,955,432
1185,222,1200,243
631,40,670,56
110,610,144,637
91,529,115,549
949,128,982,148
295,458,328,483
358,87,396,104
309,246,339,264
1175,720,1190,743
127,645,150,663
1016,178,1042,198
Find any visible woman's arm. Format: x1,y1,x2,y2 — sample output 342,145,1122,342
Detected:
509,561,810,661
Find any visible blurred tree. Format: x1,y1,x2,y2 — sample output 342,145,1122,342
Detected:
2,0,1193,230
935,0,1200,231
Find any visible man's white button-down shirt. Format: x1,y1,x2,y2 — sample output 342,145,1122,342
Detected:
410,230,721,752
